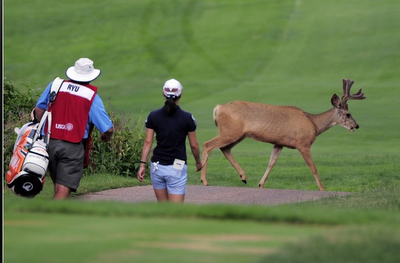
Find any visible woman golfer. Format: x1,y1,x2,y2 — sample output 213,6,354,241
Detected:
137,79,202,203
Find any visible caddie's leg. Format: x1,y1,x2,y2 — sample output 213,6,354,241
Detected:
53,183,72,199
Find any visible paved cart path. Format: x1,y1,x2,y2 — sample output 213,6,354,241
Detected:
77,185,351,205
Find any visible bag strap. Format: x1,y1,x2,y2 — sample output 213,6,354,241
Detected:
32,111,49,143
45,77,64,144
49,77,64,103
32,77,64,144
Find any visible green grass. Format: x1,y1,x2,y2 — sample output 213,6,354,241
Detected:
3,172,400,263
261,226,400,263
4,181,400,263
4,211,325,263
187,148,400,192
4,0,400,262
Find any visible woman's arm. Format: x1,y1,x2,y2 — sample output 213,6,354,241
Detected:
137,128,154,182
188,131,202,171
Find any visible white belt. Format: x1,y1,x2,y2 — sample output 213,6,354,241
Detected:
152,161,159,172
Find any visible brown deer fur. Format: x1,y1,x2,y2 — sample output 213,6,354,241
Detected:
200,79,366,191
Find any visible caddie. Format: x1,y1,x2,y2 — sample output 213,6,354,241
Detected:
34,58,114,199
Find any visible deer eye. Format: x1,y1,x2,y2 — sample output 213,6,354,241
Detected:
346,113,351,117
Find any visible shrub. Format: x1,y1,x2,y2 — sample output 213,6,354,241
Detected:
84,103,147,177
3,79,40,121
3,79,41,176
3,79,148,178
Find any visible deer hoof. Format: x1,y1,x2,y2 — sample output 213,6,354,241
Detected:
242,180,247,184
200,179,209,186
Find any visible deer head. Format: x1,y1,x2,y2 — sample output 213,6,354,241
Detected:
331,79,366,133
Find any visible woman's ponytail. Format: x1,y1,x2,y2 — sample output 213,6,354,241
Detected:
164,97,179,116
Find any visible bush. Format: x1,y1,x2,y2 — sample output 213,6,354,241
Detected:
3,79,40,122
3,79,41,176
84,104,147,177
3,79,148,178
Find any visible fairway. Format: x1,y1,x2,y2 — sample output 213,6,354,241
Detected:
4,0,399,160
4,0,400,262
4,212,323,263
4,200,400,263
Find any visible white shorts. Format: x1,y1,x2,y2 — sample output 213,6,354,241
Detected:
150,162,188,195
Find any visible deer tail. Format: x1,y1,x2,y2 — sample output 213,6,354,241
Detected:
213,105,220,127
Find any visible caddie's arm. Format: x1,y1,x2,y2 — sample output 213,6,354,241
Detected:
101,126,114,142
33,107,46,122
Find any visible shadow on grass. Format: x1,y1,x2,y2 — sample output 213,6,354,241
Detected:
260,226,400,263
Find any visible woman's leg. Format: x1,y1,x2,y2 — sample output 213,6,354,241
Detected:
153,188,169,202
153,189,185,203
168,193,185,203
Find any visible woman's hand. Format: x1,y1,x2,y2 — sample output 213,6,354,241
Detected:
195,161,202,172
137,165,146,182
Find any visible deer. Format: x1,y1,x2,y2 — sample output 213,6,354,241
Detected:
200,79,366,191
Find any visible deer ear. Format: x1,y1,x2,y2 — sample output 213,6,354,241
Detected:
331,94,341,108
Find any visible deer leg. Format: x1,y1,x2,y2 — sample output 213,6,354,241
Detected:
201,135,242,186
220,138,247,184
200,140,214,186
298,148,325,191
258,145,283,188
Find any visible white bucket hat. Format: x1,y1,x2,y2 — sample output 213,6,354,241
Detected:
163,79,183,98
65,58,101,82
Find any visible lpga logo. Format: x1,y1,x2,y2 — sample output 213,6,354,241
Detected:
22,182,34,192
55,123,74,131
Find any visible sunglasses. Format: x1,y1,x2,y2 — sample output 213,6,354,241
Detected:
164,87,180,92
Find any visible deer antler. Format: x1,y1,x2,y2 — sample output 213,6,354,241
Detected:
341,79,366,109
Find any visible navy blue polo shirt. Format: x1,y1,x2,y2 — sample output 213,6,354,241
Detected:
146,106,197,165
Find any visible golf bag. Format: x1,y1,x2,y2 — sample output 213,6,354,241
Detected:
6,120,50,198
6,77,63,198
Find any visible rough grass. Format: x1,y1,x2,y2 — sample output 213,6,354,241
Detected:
261,226,400,263
4,187,400,263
